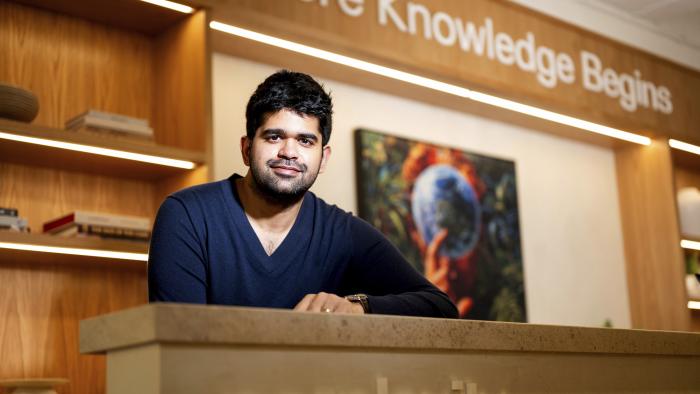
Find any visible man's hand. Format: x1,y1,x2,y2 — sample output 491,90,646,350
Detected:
293,292,364,314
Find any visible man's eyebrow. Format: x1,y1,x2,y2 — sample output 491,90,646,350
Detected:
297,132,318,141
260,128,286,136
260,128,319,141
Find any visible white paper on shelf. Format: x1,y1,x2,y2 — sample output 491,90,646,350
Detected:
678,187,700,238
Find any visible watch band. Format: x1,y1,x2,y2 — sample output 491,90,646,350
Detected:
344,294,370,313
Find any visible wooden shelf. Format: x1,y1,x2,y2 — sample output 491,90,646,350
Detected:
10,0,190,35
0,230,148,265
672,148,700,172
0,119,205,180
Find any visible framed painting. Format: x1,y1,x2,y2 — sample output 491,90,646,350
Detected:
355,129,527,321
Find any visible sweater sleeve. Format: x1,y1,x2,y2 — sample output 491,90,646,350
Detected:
148,196,208,304
344,218,458,318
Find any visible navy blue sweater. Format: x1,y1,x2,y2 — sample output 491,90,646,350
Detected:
148,175,457,318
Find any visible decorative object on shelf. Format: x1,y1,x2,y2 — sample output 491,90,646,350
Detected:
355,129,525,322
43,211,151,242
0,82,39,123
0,378,68,394
65,109,154,141
0,206,30,232
678,187,700,238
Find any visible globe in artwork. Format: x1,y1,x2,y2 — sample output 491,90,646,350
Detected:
411,164,481,258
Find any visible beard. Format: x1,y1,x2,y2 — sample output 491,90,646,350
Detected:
250,156,321,205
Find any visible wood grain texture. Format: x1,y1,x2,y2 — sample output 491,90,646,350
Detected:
0,1,153,129
0,162,156,244
674,165,700,192
0,119,205,181
0,259,147,394
152,10,210,152
615,139,690,331
673,165,700,332
0,3,211,393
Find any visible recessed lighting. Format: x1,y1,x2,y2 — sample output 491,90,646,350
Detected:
140,0,194,14
0,242,148,261
688,300,700,310
681,239,700,251
0,131,196,169
209,21,651,146
669,139,700,156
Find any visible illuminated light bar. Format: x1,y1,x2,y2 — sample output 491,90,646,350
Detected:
689,300,700,310
140,0,194,13
0,242,148,261
210,21,651,146
669,139,700,156
681,239,700,251
0,131,196,169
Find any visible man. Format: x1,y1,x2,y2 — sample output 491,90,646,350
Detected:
148,70,457,317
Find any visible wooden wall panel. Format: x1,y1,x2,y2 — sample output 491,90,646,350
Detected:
0,163,156,232
674,166,700,193
200,0,700,145
0,2,153,129
615,139,690,331
0,260,147,394
152,10,210,152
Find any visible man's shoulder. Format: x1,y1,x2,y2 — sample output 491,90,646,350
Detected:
168,177,231,205
306,192,372,230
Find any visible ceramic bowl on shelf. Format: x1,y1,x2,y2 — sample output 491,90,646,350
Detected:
0,82,39,122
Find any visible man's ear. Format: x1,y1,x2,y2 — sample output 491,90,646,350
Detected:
318,145,332,174
241,136,251,167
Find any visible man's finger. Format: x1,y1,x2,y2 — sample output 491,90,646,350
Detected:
308,292,330,312
293,294,315,311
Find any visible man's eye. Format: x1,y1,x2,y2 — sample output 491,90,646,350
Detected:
268,135,281,141
299,138,313,146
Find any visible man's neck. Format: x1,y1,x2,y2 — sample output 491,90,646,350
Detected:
235,174,304,235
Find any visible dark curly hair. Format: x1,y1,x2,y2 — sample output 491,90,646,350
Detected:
245,70,333,146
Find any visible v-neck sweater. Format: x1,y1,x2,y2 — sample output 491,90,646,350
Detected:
148,175,457,318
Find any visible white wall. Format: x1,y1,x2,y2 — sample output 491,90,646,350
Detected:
213,53,631,328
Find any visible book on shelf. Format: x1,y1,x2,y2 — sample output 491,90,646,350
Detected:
65,110,153,137
66,109,149,127
55,223,151,241
43,211,151,234
0,207,18,217
0,214,29,232
70,126,155,143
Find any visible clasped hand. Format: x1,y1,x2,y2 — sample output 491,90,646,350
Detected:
293,292,364,314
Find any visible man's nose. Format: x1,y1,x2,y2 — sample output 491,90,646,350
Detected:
277,138,299,160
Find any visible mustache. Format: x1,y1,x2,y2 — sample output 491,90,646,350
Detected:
267,159,306,172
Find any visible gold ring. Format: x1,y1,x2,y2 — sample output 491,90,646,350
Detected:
323,307,332,313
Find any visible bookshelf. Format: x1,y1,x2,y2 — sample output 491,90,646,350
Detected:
0,1,211,393
0,119,206,180
0,231,148,265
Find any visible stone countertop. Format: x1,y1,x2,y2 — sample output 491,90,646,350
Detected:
80,303,700,355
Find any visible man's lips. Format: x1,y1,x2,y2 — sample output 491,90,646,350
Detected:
270,165,302,172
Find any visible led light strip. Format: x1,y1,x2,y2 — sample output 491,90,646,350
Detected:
669,139,700,156
689,300,700,310
0,242,148,261
681,240,700,251
0,131,195,169
140,0,194,13
210,21,651,146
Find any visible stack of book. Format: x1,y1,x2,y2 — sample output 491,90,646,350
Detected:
65,110,154,141
43,211,151,242
0,207,29,232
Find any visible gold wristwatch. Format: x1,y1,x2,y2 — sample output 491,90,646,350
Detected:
345,294,370,313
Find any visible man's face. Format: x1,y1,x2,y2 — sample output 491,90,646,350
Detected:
242,109,330,202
